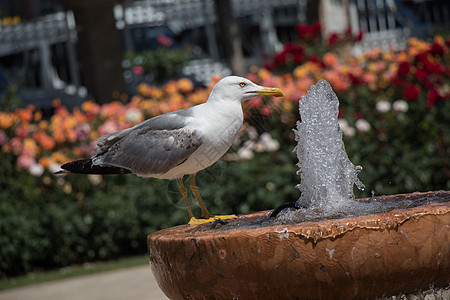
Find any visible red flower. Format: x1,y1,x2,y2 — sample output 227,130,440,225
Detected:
307,54,320,64
348,73,364,85
392,77,404,86
416,52,444,74
273,51,287,65
430,43,445,55
397,61,411,76
425,61,444,74
427,89,440,108
403,84,420,101
356,30,363,42
296,22,321,40
416,67,428,81
424,79,434,89
328,33,339,47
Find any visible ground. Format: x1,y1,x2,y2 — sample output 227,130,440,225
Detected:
0,265,167,300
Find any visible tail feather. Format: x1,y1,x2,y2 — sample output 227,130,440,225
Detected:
59,159,131,175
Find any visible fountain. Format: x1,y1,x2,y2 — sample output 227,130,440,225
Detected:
147,80,449,299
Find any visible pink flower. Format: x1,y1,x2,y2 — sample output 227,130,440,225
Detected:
0,130,7,145
156,34,173,47
17,154,36,170
10,137,23,155
75,123,91,141
132,65,144,76
99,119,119,136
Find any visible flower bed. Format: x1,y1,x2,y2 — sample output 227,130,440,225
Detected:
0,31,449,278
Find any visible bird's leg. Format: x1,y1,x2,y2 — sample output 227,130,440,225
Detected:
178,177,194,220
187,174,237,226
189,174,212,219
268,202,297,218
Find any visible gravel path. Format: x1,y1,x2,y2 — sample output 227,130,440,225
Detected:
0,265,168,300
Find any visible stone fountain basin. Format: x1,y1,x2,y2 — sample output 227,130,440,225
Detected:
147,191,449,300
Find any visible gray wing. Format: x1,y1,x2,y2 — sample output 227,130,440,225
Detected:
93,110,203,175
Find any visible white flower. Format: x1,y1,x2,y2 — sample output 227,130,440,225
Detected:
338,119,355,137
259,132,280,152
88,174,103,185
29,163,44,177
344,126,356,137
245,126,258,140
355,118,371,133
237,147,254,160
376,101,391,113
393,100,408,113
125,108,143,123
338,118,349,130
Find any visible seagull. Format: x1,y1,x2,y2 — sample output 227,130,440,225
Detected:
58,76,285,224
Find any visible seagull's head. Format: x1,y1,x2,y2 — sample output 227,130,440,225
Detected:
209,76,285,104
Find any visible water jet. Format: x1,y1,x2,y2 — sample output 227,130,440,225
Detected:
147,80,449,299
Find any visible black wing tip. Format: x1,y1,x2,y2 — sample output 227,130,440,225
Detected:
58,159,131,175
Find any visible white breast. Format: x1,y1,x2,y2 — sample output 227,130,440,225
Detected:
155,101,244,179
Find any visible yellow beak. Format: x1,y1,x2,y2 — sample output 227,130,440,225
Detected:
247,87,285,97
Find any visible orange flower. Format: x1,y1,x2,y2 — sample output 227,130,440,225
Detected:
52,151,69,164
53,130,66,144
120,92,128,102
164,81,178,95
188,89,208,104
17,108,32,122
38,156,56,169
63,116,77,131
296,77,314,93
177,78,194,93
101,101,124,119
0,112,16,129
209,74,223,88
34,131,55,151
433,34,444,45
82,100,101,115
71,108,87,123
34,110,42,122
52,98,62,108
323,52,339,67
66,129,77,143
137,83,151,97
257,69,271,81
73,147,84,157
23,138,40,156
2,144,11,153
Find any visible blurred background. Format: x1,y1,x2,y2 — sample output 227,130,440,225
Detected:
0,0,449,281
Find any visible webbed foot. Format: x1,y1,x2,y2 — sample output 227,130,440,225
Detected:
188,214,236,225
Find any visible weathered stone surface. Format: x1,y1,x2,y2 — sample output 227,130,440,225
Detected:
148,191,450,300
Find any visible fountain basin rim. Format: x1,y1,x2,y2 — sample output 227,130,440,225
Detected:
150,191,449,243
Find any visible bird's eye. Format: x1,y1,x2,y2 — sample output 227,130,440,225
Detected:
239,82,246,88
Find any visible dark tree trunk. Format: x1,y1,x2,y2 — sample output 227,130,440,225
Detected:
214,0,246,76
60,0,125,103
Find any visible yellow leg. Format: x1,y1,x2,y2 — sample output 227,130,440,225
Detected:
178,177,194,220
188,174,236,225
190,174,212,219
